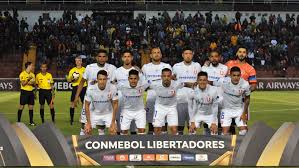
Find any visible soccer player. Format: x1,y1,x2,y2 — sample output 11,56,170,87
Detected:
173,47,201,134
225,46,257,134
112,50,143,135
18,61,36,126
151,68,185,135
36,63,55,123
188,71,219,135
214,66,251,135
202,50,228,134
118,69,148,135
226,46,257,91
74,49,116,135
84,70,118,135
142,47,171,134
67,56,87,125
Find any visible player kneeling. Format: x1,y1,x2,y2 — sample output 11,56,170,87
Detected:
214,67,250,136
188,72,219,135
84,70,118,135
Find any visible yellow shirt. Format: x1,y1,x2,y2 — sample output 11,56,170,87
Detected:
36,72,54,90
231,35,238,46
67,67,87,87
19,71,35,91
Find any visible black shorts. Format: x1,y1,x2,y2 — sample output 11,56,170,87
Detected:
39,89,52,105
20,90,35,105
71,86,87,102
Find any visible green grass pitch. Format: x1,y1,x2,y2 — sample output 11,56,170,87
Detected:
0,91,299,134
0,91,299,168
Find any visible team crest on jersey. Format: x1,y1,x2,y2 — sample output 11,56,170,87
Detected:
206,96,212,103
238,89,244,95
193,69,198,75
108,92,112,99
220,70,225,75
170,90,176,96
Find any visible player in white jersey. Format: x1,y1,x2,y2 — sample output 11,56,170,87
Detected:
173,47,201,134
74,49,117,135
213,66,251,135
201,50,228,134
118,69,148,135
187,71,219,135
150,68,186,135
112,50,143,135
142,47,172,134
84,70,118,135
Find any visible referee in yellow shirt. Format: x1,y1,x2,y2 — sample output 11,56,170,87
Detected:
36,63,55,123
67,56,87,125
18,62,36,126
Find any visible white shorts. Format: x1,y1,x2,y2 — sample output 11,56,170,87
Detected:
120,109,146,131
153,104,178,127
220,109,247,127
80,107,86,123
191,113,217,128
90,113,113,128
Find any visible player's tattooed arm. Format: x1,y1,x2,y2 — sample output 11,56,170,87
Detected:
183,82,197,89
110,99,118,135
250,83,257,92
241,95,250,122
84,100,92,135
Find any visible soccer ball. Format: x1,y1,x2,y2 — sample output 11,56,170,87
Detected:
72,72,80,81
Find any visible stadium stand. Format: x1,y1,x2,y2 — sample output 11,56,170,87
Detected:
0,7,299,77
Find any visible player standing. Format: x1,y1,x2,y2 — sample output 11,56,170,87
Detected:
173,47,201,134
214,67,251,135
74,49,116,135
17,62,36,126
66,56,87,125
142,47,172,134
84,70,118,135
188,71,219,135
36,63,55,123
112,50,143,135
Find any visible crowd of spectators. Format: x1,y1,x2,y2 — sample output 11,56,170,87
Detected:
1,9,299,75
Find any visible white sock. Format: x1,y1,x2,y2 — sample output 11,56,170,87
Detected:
98,129,105,135
80,128,85,135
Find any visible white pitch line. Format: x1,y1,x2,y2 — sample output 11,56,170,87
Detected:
250,108,299,113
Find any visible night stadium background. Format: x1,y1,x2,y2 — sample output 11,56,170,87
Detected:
0,0,299,167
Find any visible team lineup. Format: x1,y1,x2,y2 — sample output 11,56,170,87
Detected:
17,46,257,136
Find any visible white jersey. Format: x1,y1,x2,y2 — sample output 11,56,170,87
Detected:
84,84,118,115
142,62,172,100
150,80,184,108
173,61,201,103
118,83,149,112
201,63,228,82
83,63,117,85
188,85,219,122
112,66,143,87
214,77,251,111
